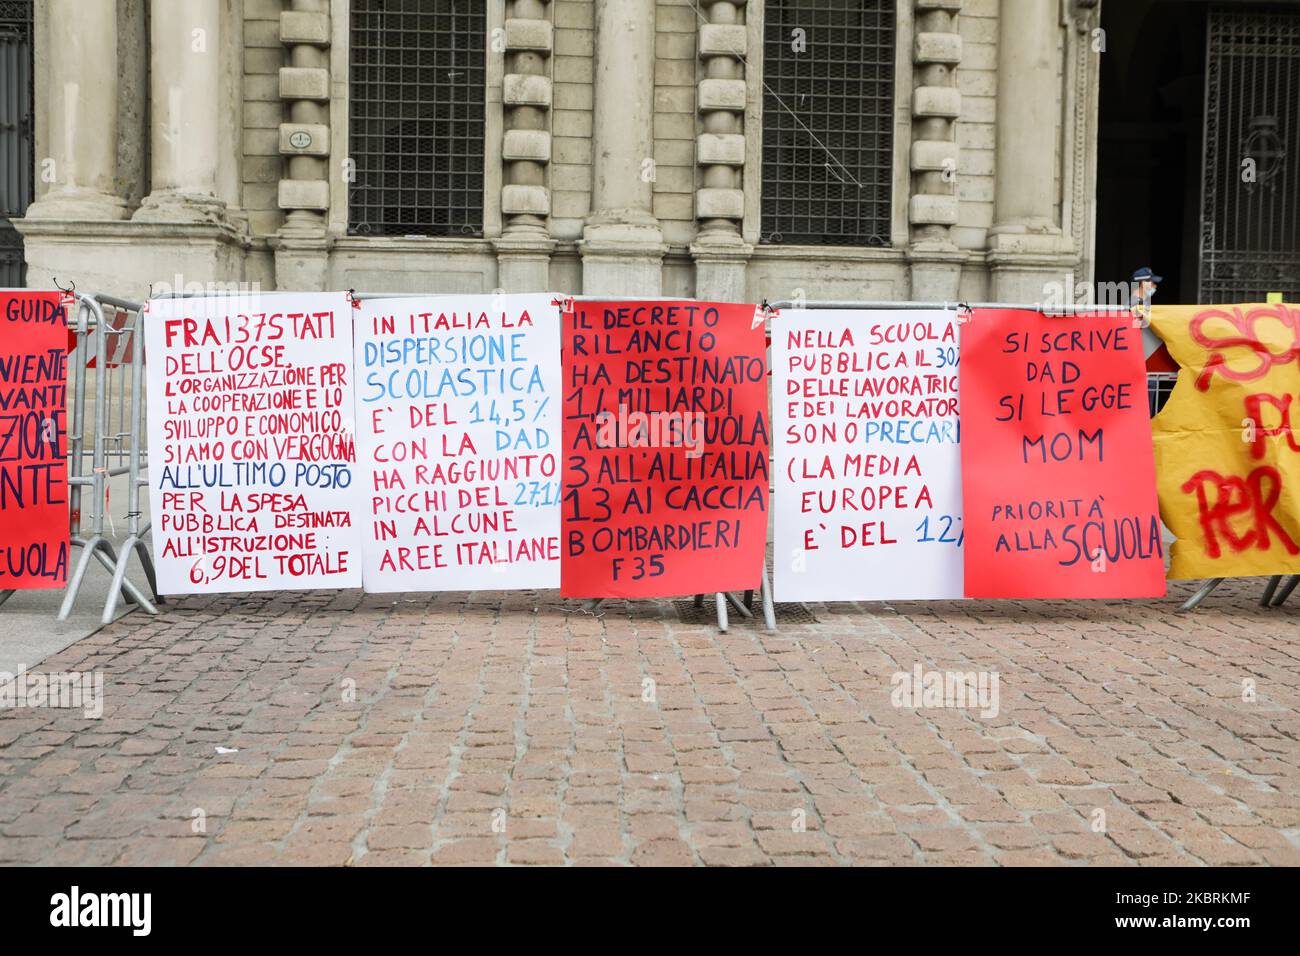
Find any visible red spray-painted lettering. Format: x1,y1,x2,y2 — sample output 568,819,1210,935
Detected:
1181,466,1300,558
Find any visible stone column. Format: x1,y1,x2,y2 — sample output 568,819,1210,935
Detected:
495,0,557,292
987,0,1074,301
907,0,963,301
24,0,127,220
580,0,665,295
1067,0,1103,289
274,0,333,290
993,0,1056,232
134,0,227,223
691,0,751,303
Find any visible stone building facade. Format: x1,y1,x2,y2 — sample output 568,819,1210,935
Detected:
14,0,1108,305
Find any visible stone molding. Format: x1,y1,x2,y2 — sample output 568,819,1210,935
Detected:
501,0,554,238
278,0,331,237
696,0,747,241
909,0,963,251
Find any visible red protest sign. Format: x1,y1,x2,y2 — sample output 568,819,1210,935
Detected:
959,308,1165,598
0,290,70,588
560,300,770,598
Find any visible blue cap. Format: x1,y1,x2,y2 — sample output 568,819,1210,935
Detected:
1132,266,1163,283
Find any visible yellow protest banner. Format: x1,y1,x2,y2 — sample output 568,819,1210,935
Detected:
1150,303,1300,579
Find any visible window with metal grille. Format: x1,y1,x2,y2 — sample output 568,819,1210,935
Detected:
1198,6,1300,302
348,0,486,237
761,0,896,246
0,0,33,285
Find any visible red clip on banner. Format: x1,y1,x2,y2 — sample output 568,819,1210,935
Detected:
560,300,770,598
0,290,70,588
959,308,1166,598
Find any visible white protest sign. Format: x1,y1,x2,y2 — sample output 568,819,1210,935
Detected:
146,291,363,594
773,309,964,601
353,293,561,592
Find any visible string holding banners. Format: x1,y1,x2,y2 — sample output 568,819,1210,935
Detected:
959,308,1166,599
560,299,770,599
772,309,963,601
0,290,70,589
353,293,562,592
145,292,364,594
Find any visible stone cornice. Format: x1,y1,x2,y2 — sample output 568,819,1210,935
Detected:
331,236,496,257
14,217,253,250
748,244,910,264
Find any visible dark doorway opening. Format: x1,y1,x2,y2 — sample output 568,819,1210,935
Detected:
1097,1,1300,304
1096,1,1207,304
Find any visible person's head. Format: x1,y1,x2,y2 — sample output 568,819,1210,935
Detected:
1132,266,1162,301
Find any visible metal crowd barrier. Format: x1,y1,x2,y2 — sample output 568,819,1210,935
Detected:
1148,372,1177,417
15,291,1283,627
765,300,1300,614
151,289,776,635
576,297,1144,632
61,290,159,623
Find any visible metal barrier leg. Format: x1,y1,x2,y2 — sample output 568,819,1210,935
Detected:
715,593,728,633
132,525,161,602
1260,575,1282,607
59,535,151,622
1180,577,1225,612
90,542,153,612
1271,575,1300,607
101,562,128,623
58,536,110,620
724,591,754,619
102,534,159,624
88,539,122,577
760,562,776,633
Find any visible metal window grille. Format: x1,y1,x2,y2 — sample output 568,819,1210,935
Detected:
0,0,33,286
1148,373,1178,417
761,0,896,246
348,0,486,237
1199,6,1300,302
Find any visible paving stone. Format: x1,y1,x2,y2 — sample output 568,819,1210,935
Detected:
0,581,1294,866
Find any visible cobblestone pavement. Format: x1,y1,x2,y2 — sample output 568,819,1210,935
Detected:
1,578,1297,866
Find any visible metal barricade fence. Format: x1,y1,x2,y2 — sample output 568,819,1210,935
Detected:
148,289,774,635
766,300,1300,613
1148,372,1177,417
61,290,159,624
763,299,1146,613
25,292,1283,622
68,293,1130,632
